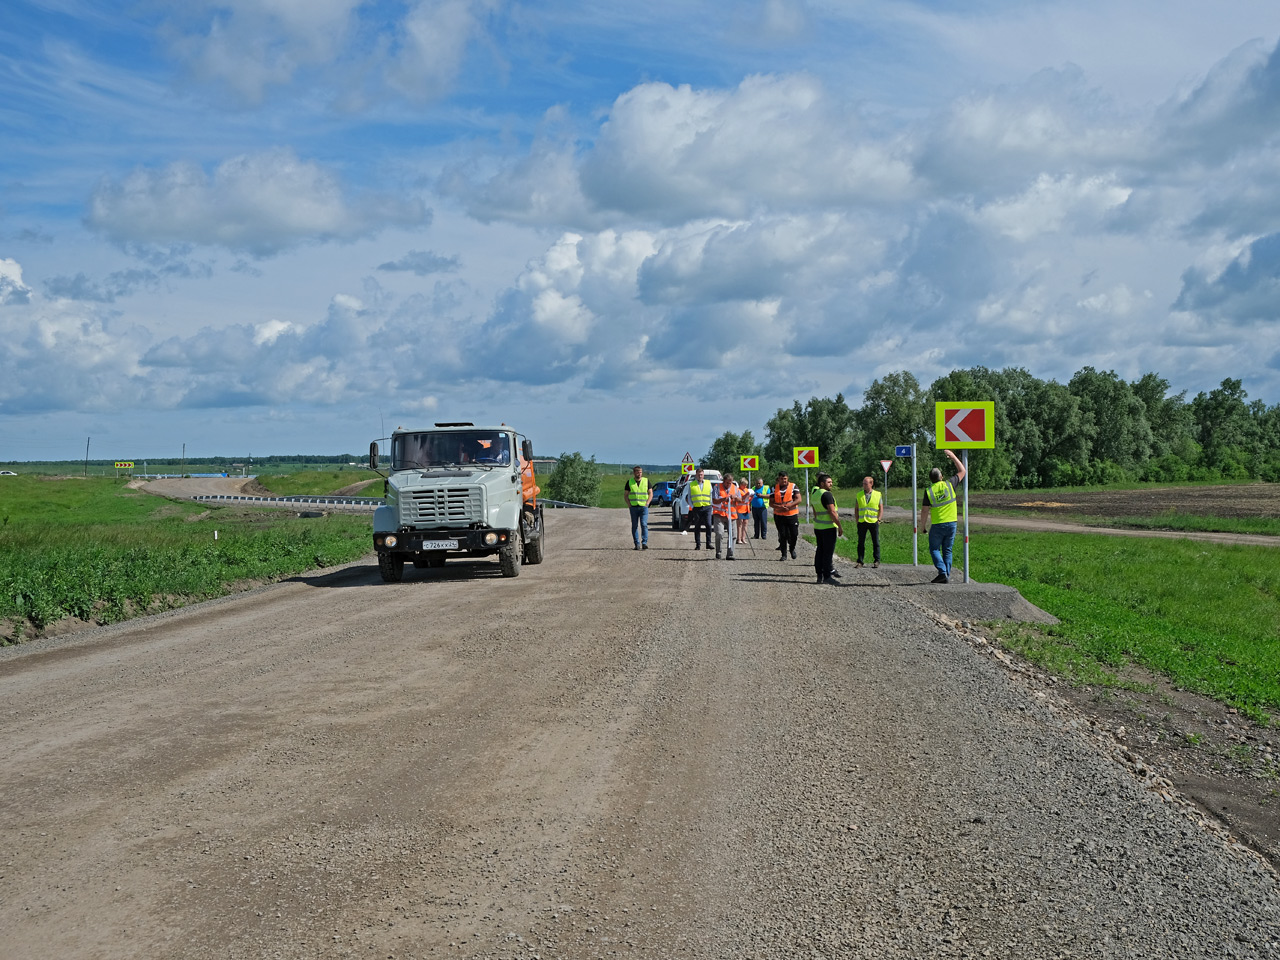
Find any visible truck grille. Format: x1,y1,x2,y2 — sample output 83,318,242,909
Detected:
405,487,484,525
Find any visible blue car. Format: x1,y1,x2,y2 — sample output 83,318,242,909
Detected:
650,481,676,507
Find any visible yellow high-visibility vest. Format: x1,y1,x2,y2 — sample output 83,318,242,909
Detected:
688,479,712,508
928,479,957,524
812,487,838,530
625,477,649,506
856,489,882,523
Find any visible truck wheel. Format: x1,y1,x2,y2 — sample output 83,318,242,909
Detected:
524,533,544,565
378,554,404,582
499,542,521,578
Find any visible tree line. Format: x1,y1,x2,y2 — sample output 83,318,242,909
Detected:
701,368,1280,490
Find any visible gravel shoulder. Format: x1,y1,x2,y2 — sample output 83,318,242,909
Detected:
1,509,1277,959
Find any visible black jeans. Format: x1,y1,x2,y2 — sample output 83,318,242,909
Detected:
814,527,838,580
857,522,880,562
774,515,798,554
751,506,768,538
689,506,712,547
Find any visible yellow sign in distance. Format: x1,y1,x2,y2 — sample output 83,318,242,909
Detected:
792,446,819,468
114,461,134,469
934,400,996,450
681,462,696,475
740,455,759,472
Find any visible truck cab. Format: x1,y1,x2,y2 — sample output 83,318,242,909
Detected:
370,423,545,580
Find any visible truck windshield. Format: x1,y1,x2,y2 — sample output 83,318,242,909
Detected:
393,431,512,469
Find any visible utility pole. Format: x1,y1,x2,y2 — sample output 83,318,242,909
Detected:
85,437,90,476
181,443,186,477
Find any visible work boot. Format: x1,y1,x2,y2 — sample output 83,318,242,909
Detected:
727,553,735,560
715,551,721,559
790,549,797,559
642,544,649,550
827,569,841,579
872,560,878,568
855,561,864,568
931,573,949,584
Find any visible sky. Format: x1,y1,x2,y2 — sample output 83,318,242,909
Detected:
3,0,1280,465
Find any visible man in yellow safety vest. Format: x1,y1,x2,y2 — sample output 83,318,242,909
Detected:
854,475,883,568
624,465,652,550
686,467,714,552
922,449,966,583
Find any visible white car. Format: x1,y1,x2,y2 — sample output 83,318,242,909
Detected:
0,470,16,476
671,469,722,529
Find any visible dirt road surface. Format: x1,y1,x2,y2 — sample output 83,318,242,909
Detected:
2,510,1277,959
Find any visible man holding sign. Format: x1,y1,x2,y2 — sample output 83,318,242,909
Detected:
922,449,966,583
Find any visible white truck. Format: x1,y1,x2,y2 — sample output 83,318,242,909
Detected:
369,423,545,581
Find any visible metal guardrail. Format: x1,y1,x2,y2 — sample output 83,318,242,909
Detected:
192,493,590,510
192,494,382,508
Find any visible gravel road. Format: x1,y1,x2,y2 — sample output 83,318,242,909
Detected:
2,509,1277,959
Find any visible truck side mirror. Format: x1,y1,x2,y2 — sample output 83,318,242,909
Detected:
522,439,534,462
369,441,379,470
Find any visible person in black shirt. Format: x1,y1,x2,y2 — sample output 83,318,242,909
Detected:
812,472,843,584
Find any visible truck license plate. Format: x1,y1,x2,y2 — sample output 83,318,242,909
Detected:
419,539,458,550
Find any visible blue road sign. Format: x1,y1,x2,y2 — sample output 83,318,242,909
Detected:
895,445,913,457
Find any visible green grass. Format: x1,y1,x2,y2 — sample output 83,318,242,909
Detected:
254,470,380,497
0,477,371,640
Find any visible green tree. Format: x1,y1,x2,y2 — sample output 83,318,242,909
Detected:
854,371,929,474
1191,378,1261,478
701,430,761,475
763,394,860,484
1068,366,1153,477
543,452,601,506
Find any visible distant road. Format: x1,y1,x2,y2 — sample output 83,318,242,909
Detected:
142,476,254,498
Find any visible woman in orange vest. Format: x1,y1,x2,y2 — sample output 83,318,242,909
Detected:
771,470,800,560
735,477,750,544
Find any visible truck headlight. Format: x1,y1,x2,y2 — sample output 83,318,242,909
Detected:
385,534,398,548
483,532,498,546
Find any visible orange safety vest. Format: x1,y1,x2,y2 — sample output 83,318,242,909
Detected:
771,482,799,517
713,482,741,518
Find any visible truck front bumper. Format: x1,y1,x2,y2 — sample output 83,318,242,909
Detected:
374,527,515,556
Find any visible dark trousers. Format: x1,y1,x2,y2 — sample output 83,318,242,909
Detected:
689,506,712,547
751,506,768,538
774,514,798,554
814,527,837,580
856,522,880,562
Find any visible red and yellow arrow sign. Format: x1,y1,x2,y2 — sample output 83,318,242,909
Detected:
793,446,819,468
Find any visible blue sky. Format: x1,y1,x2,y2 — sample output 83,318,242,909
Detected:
3,1,1280,464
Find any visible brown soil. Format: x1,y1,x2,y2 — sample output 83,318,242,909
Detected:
973,481,1280,519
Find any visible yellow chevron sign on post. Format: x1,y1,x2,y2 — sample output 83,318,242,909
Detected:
114,461,134,469
739,455,759,472
792,446,819,468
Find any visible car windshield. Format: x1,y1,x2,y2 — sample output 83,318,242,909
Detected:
393,431,511,469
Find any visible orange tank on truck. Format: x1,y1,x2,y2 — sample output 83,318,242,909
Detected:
368,423,545,581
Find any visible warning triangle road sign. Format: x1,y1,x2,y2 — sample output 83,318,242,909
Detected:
681,451,695,463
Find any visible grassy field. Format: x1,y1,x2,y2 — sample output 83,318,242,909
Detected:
0,476,370,641
254,471,381,497
969,507,1280,536
816,519,1280,723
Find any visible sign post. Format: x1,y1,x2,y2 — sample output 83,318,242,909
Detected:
793,446,819,520
934,401,995,583
896,444,917,565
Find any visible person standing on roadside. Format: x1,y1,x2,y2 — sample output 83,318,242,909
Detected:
854,475,883,568
624,465,652,551
772,471,800,560
687,467,714,552
922,449,966,583
812,472,842,584
750,478,771,540
735,479,750,544
712,471,740,560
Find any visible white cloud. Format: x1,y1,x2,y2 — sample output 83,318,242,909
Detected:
0,259,33,306
977,173,1132,241
86,149,430,255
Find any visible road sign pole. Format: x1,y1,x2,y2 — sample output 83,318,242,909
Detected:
963,450,970,584
911,445,918,566
805,468,810,522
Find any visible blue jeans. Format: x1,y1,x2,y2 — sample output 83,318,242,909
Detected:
629,505,648,545
929,521,956,576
